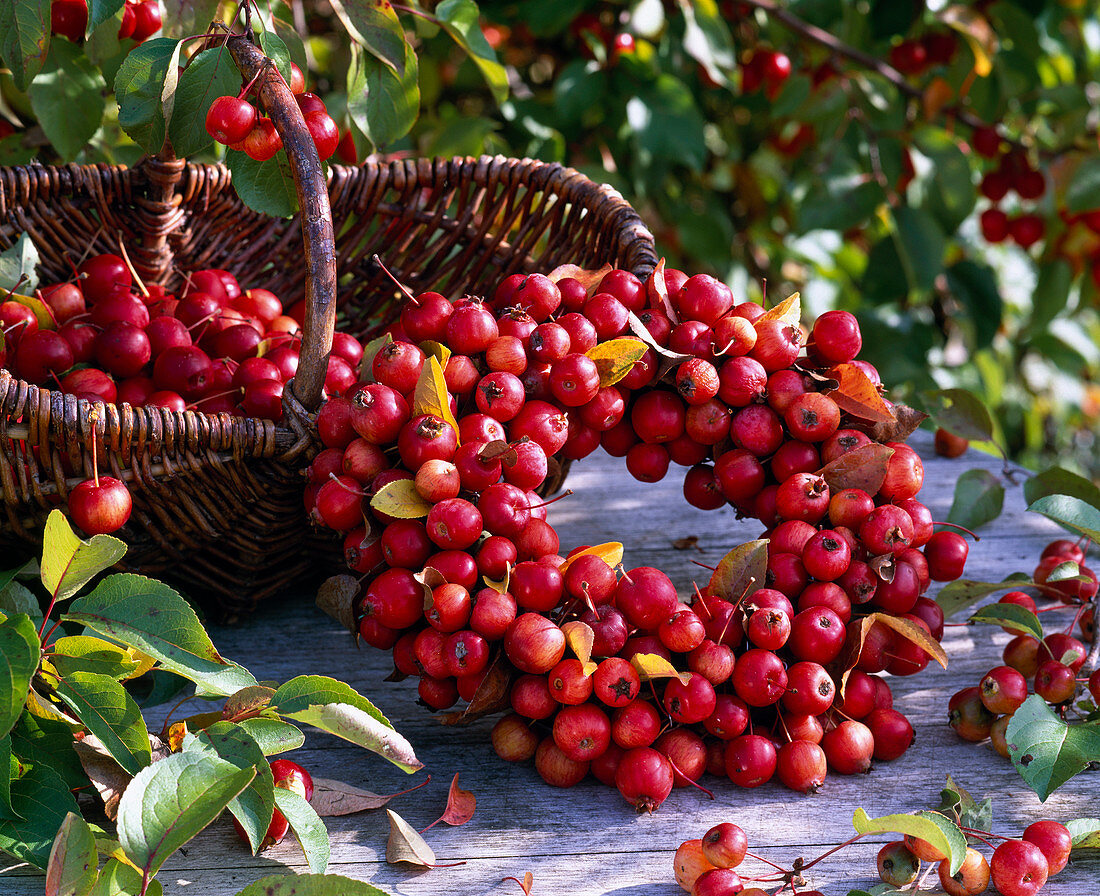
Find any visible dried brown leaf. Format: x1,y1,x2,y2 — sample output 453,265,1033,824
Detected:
222,685,277,722
546,263,613,296
440,655,513,725
315,574,360,637
439,773,476,826
672,536,700,551
74,732,166,819
561,621,595,666
871,404,928,442
708,540,768,603
646,258,680,323
310,776,428,816
826,364,896,423
818,443,896,494
386,808,436,867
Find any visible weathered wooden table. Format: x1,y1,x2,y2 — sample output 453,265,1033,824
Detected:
9,432,1100,894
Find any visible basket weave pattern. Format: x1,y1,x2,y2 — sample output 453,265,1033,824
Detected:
0,154,656,617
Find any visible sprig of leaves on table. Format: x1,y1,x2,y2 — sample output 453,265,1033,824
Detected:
0,509,419,896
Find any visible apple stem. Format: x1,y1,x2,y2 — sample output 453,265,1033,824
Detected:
372,254,420,305
527,489,573,510
932,519,981,541
115,234,150,298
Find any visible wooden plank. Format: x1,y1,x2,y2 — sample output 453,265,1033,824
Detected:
4,432,1099,895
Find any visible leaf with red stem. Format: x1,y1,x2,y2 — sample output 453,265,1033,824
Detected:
707,540,767,604
502,871,535,894
546,262,612,296
310,775,429,816
438,773,476,826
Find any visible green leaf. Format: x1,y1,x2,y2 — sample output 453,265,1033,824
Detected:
273,787,329,873
235,874,391,896
183,722,273,856
852,808,967,875
1066,156,1100,214
1028,495,1100,544
168,45,243,158
45,811,98,896
0,760,80,870
88,0,125,31
330,0,407,75
0,561,33,600
0,233,41,294
270,675,422,773
64,573,258,698
10,713,89,792
257,30,292,82
435,0,508,104
945,260,1003,349
935,574,1032,618
679,0,735,87
1024,468,1100,512
268,2,306,71
226,149,299,219
88,857,162,896
0,581,43,631
1006,695,1100,801
27,40,107,163
161,0,221,37
968,603,1043,640
1066,817,1100,848
946,469,1004,531
892,205,946,294
0,613,39,739
916,130,976,232
798,180,884,233
347,40,419,149
0,734,14,820
49,636,139,680
40,511,127,604
54,671,150,776
940,774,992,840
237,717,305,755
1029,259,1074,334
114,37,182,154
0,0,51,90
920,389,996,443
116,752,256,881
626,75,707,170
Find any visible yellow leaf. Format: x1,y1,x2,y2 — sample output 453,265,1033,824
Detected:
922,76,955,121
561,621,595,665
419,340,452,368
167,721,189,752
10,292,55,329
873,612,949,670
546,262,614,297
122,646,157,681
358,332,393,381
370,479,433,519
586,338,648,387
630,653,692,685
758,292,800,326
558,542,625,574
412,355,460,440
941,5,997,78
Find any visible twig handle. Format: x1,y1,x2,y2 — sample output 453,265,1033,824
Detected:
226,35,336,413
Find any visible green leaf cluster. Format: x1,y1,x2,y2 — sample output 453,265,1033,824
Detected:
0,510,414,894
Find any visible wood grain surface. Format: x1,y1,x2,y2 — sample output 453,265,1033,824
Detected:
6,431,1100,895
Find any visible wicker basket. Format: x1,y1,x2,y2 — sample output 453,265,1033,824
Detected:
0,38,657,618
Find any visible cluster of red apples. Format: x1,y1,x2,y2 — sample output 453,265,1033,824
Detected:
674,816,1075,896
1,252,364,535
307,259,971,811
205,62,346,164
51,0,162,45
948,536,1098,755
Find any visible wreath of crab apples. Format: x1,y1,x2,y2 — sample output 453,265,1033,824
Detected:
305,258,966,812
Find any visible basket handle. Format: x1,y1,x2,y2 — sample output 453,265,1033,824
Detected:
226,36,336,414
